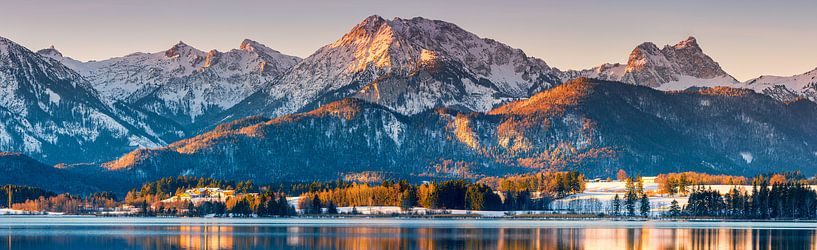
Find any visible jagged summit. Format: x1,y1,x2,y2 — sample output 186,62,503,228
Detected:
567,36,739,90
233,15,561,119
239,39,262,51
353,15,388,34
236,38,292,62
673,36,699,49
164,41,203,58
170,41,191,48
36,45,62,57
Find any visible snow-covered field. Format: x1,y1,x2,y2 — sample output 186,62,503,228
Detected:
554,178,758,215
0,208,64,215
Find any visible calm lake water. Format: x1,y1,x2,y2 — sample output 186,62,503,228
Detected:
1,217,817,249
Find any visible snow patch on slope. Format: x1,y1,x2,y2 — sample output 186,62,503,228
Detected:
740,151,753,164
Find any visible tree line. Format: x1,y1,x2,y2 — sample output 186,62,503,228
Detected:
1,185,55,208
479,171,586,198
610,176,650,216
669,177,817,219
297,173,586,214
654,172,748,195
10,192,118,214
298,180,506,214
142,191,296,217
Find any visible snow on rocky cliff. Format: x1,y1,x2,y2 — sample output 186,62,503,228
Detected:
39,40,300,126
566,37,740,91
1,36,164,163
241,15,561,117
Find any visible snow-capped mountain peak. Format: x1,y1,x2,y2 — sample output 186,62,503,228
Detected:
568,36,739,90
244,15,561,117
165,41,197,55
240,39,273,53
36,39,300,128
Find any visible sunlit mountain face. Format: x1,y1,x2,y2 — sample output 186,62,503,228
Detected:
224,15,561,122
1,15,817,192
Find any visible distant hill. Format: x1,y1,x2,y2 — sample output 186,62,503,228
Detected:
0,152,100,193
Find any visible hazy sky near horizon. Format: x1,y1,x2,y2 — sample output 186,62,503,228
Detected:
2,0,815,81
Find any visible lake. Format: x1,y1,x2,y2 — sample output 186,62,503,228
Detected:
1,217,816,249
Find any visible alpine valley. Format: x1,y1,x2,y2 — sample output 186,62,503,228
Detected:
2,15,816,193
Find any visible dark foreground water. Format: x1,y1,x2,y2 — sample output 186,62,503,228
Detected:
1,217,817,250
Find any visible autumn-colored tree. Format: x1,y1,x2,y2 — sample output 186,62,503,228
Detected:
617,169,628,181
479,171,585,198
655,172,747,195
417,183,437,208
769,174,787,185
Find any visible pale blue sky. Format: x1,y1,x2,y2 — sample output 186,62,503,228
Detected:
2,0,815,80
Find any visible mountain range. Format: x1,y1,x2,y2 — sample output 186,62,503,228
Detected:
1,15,816,191
100,78,817,185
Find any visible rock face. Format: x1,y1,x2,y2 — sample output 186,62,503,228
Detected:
567,37,740,90
0,36,179,164
744,68,817,103
228,15,561,120
39,40,301,130
104,78,817,185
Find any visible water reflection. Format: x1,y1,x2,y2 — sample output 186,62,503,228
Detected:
2,221,817,249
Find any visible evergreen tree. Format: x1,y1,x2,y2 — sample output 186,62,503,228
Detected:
759,179,770,219
750,183,759,218
624,178,637,216
611,194,621,216
639,193,650,217
684,187,724,217
310,194,323,214
668,200,681,217
186,202,196,217
326,201,338,214
230,199,252,217
274,195,288,216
